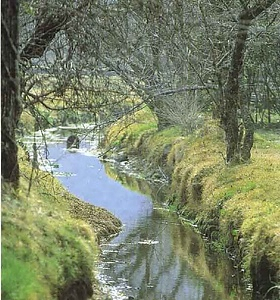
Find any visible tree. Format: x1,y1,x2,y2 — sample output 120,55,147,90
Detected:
84,0,213,130
243,12,280,124
18,0,217,132
1,0,21,185
18,0,279,165
19,0,139,134
221,0,277,163
78,0,278,163
185,0,278,163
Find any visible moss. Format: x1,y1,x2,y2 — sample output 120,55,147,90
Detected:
2,148,121,299
103,109,280,297
1,246,46,300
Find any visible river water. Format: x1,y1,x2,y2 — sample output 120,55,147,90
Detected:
25,129,250,300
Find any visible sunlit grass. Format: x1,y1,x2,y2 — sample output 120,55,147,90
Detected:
104,106,157,151
104,109,280,283
1,247,46,300
1,150,99,299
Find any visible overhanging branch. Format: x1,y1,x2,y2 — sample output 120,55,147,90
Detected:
153,84,217,97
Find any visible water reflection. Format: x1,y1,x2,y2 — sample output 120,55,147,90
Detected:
33,134,249,300
99,206,248,300
100,210,203,299
101,165,249,300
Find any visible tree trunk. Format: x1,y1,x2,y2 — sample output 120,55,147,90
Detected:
222,95,240,163
1,2,69,185
222,0,276,164
222,15,250,163
1,0,21,185
20,13,68,61
240,93,254,161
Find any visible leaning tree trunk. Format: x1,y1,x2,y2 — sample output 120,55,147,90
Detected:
222,0,276,164
1,0,21,185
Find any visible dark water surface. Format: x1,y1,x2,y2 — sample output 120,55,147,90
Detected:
34,135,249,300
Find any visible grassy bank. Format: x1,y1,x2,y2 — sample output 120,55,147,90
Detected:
1,149,121,300
104,108,280,298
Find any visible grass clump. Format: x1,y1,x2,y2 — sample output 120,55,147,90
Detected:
1,148,118,299
104,110,280,297
103,106,157,152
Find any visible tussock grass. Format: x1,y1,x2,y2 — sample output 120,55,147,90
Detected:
1,150,103,299
104,108,280,294
104,106,157,152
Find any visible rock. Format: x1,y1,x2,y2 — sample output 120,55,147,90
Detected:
67,135,80,149
114,152,129,163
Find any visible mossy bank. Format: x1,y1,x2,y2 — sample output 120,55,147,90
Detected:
1,149,121,300
103,108,280,299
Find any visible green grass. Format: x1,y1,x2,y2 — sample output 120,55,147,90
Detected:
104,106,157,152
104,108,280,289
254,128,280,150
1,247,44,300
1,150,99,299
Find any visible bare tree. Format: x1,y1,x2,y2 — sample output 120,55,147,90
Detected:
17,0,279,164
19,0,140,131
243,12,280,124
183,0,278,162
154,91,204,134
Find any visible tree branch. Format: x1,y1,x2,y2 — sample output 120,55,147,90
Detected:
153,84,217,97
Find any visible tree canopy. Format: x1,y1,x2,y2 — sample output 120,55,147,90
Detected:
2,0,280,183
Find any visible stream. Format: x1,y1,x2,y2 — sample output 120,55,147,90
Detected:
24,128,250,300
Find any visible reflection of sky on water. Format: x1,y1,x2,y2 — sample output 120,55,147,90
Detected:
45,143,153,229
41,138,248,300
100,209,208,300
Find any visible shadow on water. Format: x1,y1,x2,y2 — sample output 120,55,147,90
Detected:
28,131,251,300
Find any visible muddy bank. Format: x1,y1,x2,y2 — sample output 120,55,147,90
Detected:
69,198,122,242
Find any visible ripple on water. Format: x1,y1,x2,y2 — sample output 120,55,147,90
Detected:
96,272,132,300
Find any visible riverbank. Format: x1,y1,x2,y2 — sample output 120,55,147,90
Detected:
103,108,280,299
1,148,122,300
